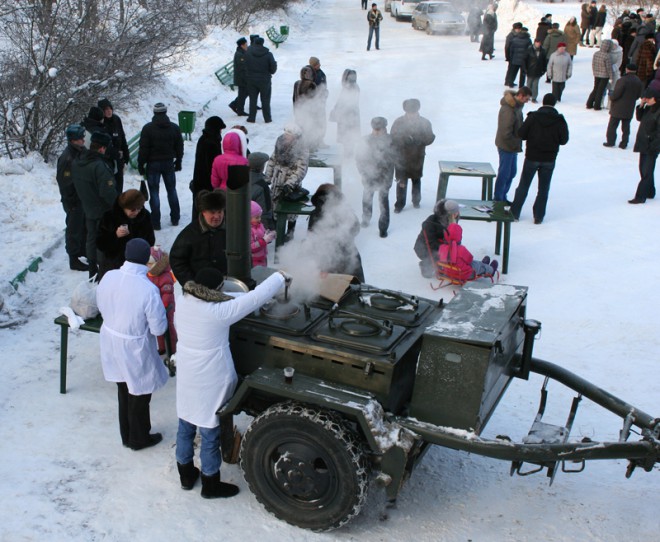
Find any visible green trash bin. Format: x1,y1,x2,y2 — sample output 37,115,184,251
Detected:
280,25,289,36
178,111,196,141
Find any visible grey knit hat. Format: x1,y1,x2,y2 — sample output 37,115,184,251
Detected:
153,102,167,113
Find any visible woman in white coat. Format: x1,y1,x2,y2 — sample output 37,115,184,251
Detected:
96,238,169,450
174,267,288,498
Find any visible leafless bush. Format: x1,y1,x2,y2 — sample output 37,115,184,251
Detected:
195,0,295,32
0,0,199,160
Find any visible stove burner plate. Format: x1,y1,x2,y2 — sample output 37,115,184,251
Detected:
369,293,411,312
260,300,301,320
339,319,382,337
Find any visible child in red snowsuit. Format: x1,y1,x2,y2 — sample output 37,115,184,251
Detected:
147,246,177,353
438,223,498,281
250,201,276,267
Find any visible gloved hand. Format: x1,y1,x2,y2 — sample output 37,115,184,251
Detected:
264,230,276,243
138,164,146,176
174,160,182,172
278,270,293,285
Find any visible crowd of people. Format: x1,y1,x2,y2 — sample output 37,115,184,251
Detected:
52,1,660,502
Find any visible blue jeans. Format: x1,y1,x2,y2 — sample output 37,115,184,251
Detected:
510,159,556,221
147,160,180,227
367,26,380,50
494,149,518,201
176,418,221,476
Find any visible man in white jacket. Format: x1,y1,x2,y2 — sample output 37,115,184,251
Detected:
174,267,288,498
96,238,169,450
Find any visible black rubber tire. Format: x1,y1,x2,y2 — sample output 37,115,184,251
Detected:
240,402,369,531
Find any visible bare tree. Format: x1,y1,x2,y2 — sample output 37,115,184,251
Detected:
0,0,199,160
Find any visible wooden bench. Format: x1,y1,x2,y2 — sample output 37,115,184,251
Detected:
437,160,496,202
215,61,235,90
54,314,174,394
453,199,515,274
266,25,289,48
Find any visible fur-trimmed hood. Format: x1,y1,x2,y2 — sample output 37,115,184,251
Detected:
183,280,234,302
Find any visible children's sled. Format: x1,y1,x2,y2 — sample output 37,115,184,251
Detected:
431,261,499,290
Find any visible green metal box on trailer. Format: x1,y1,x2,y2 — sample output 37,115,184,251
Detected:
410,283,528,433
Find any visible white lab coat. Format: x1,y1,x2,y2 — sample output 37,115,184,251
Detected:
96,261,169,395
175,272,285,428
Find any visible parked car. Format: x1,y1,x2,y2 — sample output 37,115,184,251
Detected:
390,0,423,21
411,1,466,34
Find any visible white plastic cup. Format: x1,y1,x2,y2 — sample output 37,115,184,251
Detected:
283,367,295,384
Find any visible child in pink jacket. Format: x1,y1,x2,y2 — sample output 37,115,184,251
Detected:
438,223,498,281
250,201,276,267
147,246,177,353
210,129,249,190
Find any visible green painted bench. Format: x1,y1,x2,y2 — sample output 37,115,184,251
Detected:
266,25,289,48
215,61,235,90
127,133,140,171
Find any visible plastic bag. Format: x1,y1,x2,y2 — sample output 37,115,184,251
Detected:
70,278,99,319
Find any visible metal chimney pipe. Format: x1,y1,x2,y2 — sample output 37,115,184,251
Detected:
225,164,255,289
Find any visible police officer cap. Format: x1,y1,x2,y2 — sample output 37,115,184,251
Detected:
371,117,387,130
90,131,111,147
66,124,85,141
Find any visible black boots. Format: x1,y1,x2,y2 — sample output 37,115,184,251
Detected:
201,472,239,499
177,462,200,490
69,255,89,272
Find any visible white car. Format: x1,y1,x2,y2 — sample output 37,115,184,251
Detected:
411,1,466,35
390,0,423,21
384,0,393,12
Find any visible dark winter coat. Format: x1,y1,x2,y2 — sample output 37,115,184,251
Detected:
636,39,656,83
504,30,517,62
495,91,525,153
543,28,567,57
138,113,184,170
233,46,247,87
467,7,482,34
609,72,644,119
71,149,116,220
518,106,569,162
413,203,452,262
356,132,395,188
479,12,498,55
245,43,277,82
250,171,275,230
390,113,435,179
595,9,607,28
628,28,649,64
509,32,532,67
56,142,85,211
535,20,552,44
192,128,223,195
525,45,547,78
96,201,155,279
634,103,660,155
588,5,598,26
102,113,130,168
169,216,227,286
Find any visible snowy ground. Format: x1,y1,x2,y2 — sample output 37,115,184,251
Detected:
0,0,658,540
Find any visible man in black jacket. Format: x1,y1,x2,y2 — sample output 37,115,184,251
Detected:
510,93,569,224
245,37,277,124
629,88,660,203
170,190,227,287
138,103,184,229
72,131,117,278
191,116,226,220
98,98,130,193
604,63,643,149
56,124,89,271
228,37,249,117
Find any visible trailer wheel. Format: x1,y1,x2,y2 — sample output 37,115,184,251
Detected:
240,402,369,531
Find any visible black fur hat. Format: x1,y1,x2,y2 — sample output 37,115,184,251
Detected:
197,189,226,212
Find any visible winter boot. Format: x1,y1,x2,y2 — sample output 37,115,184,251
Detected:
201,472,239,499
481,256,490,265
69,255,89,272
490,260,499,275
177,462,200,491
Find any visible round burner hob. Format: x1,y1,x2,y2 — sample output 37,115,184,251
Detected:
260,300,301,320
